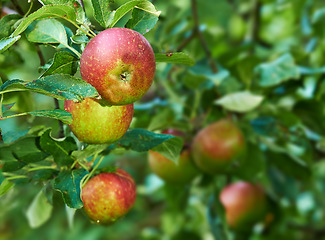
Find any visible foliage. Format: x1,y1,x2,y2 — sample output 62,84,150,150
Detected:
1,0,325,240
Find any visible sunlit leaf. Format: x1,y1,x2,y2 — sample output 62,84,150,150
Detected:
215,91,264,113
26,190,53,228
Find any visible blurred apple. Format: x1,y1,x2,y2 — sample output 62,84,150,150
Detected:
220,181,269,230
191,119,245,174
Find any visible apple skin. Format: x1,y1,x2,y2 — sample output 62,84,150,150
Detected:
80,27,156,105
148,129,200,184
220,181,269,230
81,169,136,225
191,119,245,174
64,97,133,144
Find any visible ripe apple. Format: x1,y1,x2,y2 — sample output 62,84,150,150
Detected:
191,119,245,174
220,181,269,230
81,168,136,225
64,97,133,144
148,129,200,184
80,27,156,105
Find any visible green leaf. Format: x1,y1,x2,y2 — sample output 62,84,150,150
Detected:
155,53,195,66
151,136,183,164
0,136,49,164
214,91,264,113
40,0,85,23
41,51,78,77
25,18,68,45
147,108,174,131
0,74,98,100
53,169,89,209
0,14,21,38
126,8,158,34
0,179,14,197
0,35,21,53
2,161,26,172
109,0,160,28
91,0,115,28
72,144,110,159
26,190,53,228
254,53,300,87
116,128,175,152
40,129,77,166
27,110,73,125
12,4,77,37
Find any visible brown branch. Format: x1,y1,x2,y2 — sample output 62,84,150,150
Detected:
191,0,218,73
177,30,197,52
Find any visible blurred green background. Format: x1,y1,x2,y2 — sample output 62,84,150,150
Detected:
1,0,325,239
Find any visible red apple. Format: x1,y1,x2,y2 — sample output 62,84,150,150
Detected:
64,97,133,144
191,119,245,174
81,168,136,225
80,27,156,105
148,129,200,184
220,181,269,230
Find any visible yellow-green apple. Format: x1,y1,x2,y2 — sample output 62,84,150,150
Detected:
191,119,245,174
80,27,156,105
64,97,133,144
148,129,200,184
220,181,269,230
81,168,136,225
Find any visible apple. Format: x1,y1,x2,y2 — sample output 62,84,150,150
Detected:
220,181,269,230
80,27,156,105
64,97,133,144
81,168,136,225
148,129,200,184
191,119,245,174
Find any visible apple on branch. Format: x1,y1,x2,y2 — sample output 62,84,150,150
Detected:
81,168,136,225
64,97,133,144
80,28,156,105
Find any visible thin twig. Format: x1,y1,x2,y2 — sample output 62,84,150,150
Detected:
191,0,218,73
177,30,197,52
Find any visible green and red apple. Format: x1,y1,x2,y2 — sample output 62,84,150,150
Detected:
64,97,133,144
191,119,245,174
80,27,156,105
220,181,269,230
81,168,136,225
148,129,200,185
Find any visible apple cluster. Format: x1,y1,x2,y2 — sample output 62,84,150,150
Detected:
66,28,156,225
65,27,155,145
148,119,271,231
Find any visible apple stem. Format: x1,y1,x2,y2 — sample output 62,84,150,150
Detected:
82,155,105,187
